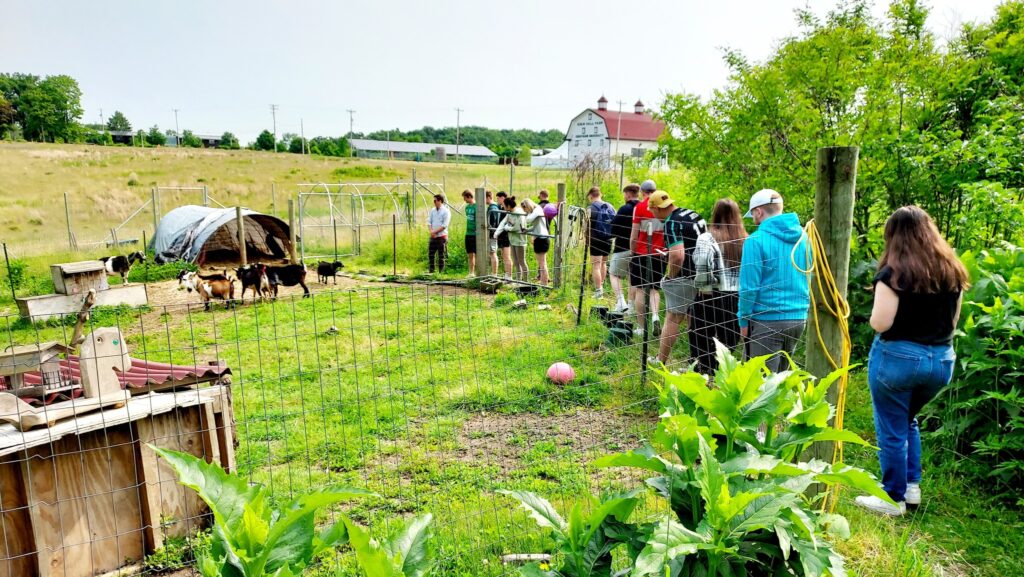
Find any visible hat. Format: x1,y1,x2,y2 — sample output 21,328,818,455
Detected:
744,189,783,218
640,179,657,192
648,191,673,209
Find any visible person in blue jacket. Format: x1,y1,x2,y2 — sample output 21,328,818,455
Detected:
737,189,810,372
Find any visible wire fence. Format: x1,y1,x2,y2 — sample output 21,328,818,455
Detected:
0,201,815,576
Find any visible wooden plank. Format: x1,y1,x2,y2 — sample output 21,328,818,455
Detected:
199,403,221,468
133,419,165,553
0,455,35,577
213,390,236,473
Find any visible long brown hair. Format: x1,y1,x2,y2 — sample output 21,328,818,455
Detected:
710,198,747,267
879,205,969,293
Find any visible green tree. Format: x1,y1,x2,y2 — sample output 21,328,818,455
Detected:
181,130,203,148
18,74,83,142
254,129,275,151
288,136,307,154
106,110,131,132
219,131,240,149
0,95,15,139
518,143,532,165
135,129,147,147
146,125,167,146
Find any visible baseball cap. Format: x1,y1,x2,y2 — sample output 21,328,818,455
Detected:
744,189,783,218
648,191,673,209
640,179,657,192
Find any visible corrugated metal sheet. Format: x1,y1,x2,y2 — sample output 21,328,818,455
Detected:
349,139,496,157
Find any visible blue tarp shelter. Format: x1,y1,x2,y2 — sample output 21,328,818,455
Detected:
151,205,291,264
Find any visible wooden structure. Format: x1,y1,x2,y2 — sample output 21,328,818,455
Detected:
17,261,147,322
0,342,76,401
0,385,235,577
50,262,108,296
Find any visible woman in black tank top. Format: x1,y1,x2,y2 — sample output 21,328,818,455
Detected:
855,206,969,517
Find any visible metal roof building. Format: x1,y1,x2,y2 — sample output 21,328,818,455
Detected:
349,139,496,160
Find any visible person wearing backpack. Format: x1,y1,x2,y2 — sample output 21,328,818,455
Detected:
587,187,616,298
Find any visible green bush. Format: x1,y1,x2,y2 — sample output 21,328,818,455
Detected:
923,243,1024,503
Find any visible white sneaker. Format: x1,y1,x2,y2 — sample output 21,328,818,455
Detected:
593,289,604,299
612,299,627,313
623,305,634,315
652,316,662,336
647,356,664,367
905,483,921,506
854,495,905,516
633,327,644,336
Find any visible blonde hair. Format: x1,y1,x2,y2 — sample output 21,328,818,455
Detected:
522,199,537,213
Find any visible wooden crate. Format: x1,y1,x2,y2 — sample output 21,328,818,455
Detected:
0,386,234,577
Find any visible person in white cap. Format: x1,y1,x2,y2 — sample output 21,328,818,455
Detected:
737,189,810,372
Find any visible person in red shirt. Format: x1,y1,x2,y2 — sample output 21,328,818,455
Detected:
629,180,664,336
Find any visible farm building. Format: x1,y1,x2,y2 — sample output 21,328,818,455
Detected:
151,205,292,264
533,96,667,169
349,138,497,162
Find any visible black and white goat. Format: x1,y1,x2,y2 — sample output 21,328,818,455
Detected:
177,270,235,310
100,251,145,285
236,264,271,301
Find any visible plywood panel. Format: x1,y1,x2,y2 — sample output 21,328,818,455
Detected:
0,455,35,577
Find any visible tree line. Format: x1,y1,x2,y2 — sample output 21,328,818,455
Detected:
358,125,565,158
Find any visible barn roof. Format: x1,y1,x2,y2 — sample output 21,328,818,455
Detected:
591,109,665,142
349,139,497,157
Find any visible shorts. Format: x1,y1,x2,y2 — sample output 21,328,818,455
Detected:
661,275,697,314
464,235,477,254
609,250,631,278
497,232,510,249
533,237,550,254
589,236,611,257
489,238,498,253
631,254,666,287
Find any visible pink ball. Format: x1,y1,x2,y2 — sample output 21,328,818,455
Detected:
547,362,576,385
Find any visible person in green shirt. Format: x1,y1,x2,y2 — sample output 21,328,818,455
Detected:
461,189,477,276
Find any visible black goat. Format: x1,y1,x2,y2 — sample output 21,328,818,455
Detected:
265,264,310,298
317,261,345,284
101,251,145,285
236,264,270,301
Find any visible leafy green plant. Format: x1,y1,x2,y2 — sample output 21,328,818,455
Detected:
588,344,892,576
499,489,646,577
341,514,435,577
144,530,212,573
923,243,1024,502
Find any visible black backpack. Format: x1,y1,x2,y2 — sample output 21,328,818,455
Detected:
591,201,615,237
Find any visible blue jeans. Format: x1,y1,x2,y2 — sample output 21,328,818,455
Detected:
868,336,955,502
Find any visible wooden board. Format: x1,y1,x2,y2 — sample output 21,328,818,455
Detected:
0,456,35,577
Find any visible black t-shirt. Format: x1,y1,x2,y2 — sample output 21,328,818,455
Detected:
663,208,707,278
610,199,638,252
874,266,961,346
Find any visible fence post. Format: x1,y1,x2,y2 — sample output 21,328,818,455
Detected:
474,187,489,277
298,196,306,263
509,162,514,196
552,183,568,288
619,154,625,191
64,192,75,251
806,146,858,471
3,243,16,303
151,187,159,236
411,170,418,228
271,183,277,217
110,228,119,248
288,199,298,263
392,213,398,276
203,186,209,207
349,193,356,257
237,206,247,266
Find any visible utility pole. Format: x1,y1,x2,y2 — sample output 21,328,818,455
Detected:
615,100,624,160
270,104,279,152
300,118,306,155
99,108,104,127
172,108,180,146
346,109,356,156
455,107,463,165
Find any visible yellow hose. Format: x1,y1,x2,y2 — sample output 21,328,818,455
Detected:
792,219,851,513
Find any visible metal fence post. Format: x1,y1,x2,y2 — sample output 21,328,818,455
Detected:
288,198,298,263
3,243,16,303
552,183,568,288
64,192,75,251
151,187,159,236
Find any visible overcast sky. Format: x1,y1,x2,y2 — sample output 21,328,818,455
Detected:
2,0,1002,143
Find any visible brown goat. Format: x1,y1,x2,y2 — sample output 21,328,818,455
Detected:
178,271,235,310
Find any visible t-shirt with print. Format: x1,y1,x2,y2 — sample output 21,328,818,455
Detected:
632,198,665,255
663,207,708,278
465,203,477,236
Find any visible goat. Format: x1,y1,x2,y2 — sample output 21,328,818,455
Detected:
100,251,145,285
177,270,235,311
317,261,345,284
265,263,310,298
236,264,270,301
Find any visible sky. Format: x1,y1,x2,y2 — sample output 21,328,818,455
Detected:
2,0,1003,144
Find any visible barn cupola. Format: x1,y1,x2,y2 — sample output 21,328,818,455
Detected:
634,100,644,114
597,95,608,110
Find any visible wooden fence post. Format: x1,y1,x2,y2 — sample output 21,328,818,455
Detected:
236,207,247,266
806,146,858,466
552,183,568,288
474,187,489,277
288,199,298,263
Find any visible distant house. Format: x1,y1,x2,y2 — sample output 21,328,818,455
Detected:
105,131,223,148
349,139,497,162
167,134,224,148
534,96,667,169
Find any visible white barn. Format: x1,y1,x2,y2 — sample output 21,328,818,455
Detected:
533,96,667,169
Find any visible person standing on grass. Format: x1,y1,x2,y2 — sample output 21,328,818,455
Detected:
486,190,501,275
647,191,707,368
494,191,512,277
523,198,550,285
688,198,746,375
609,184,640,313
494,196,528,281
854,206,968,517
427,193,450,274
587,187,615,298
630,179,665,336
737,189,810,372
461,189,478,276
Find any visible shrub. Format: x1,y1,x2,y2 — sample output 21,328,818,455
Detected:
922,243,1024,503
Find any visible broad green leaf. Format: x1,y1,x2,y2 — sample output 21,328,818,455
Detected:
343,518,403,577
313,520,349,556
577,491,641,555
382,514,434,577
817,513,851,540
151,446,257,529
593,444,669,473
721,453,804,477
517,563,555,577
633,518,710,576
264,487,375,572
695,436,727,528
237,504,270,557
656,414,717,467
773,521,792,561
812,464,896,506
499,490,568,536
786,397,833,428
728,493,798,540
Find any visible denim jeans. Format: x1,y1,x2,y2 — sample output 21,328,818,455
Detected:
868,335,955,502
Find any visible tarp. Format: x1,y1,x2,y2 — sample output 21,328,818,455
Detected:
151,205,292,264
530,141,572,169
